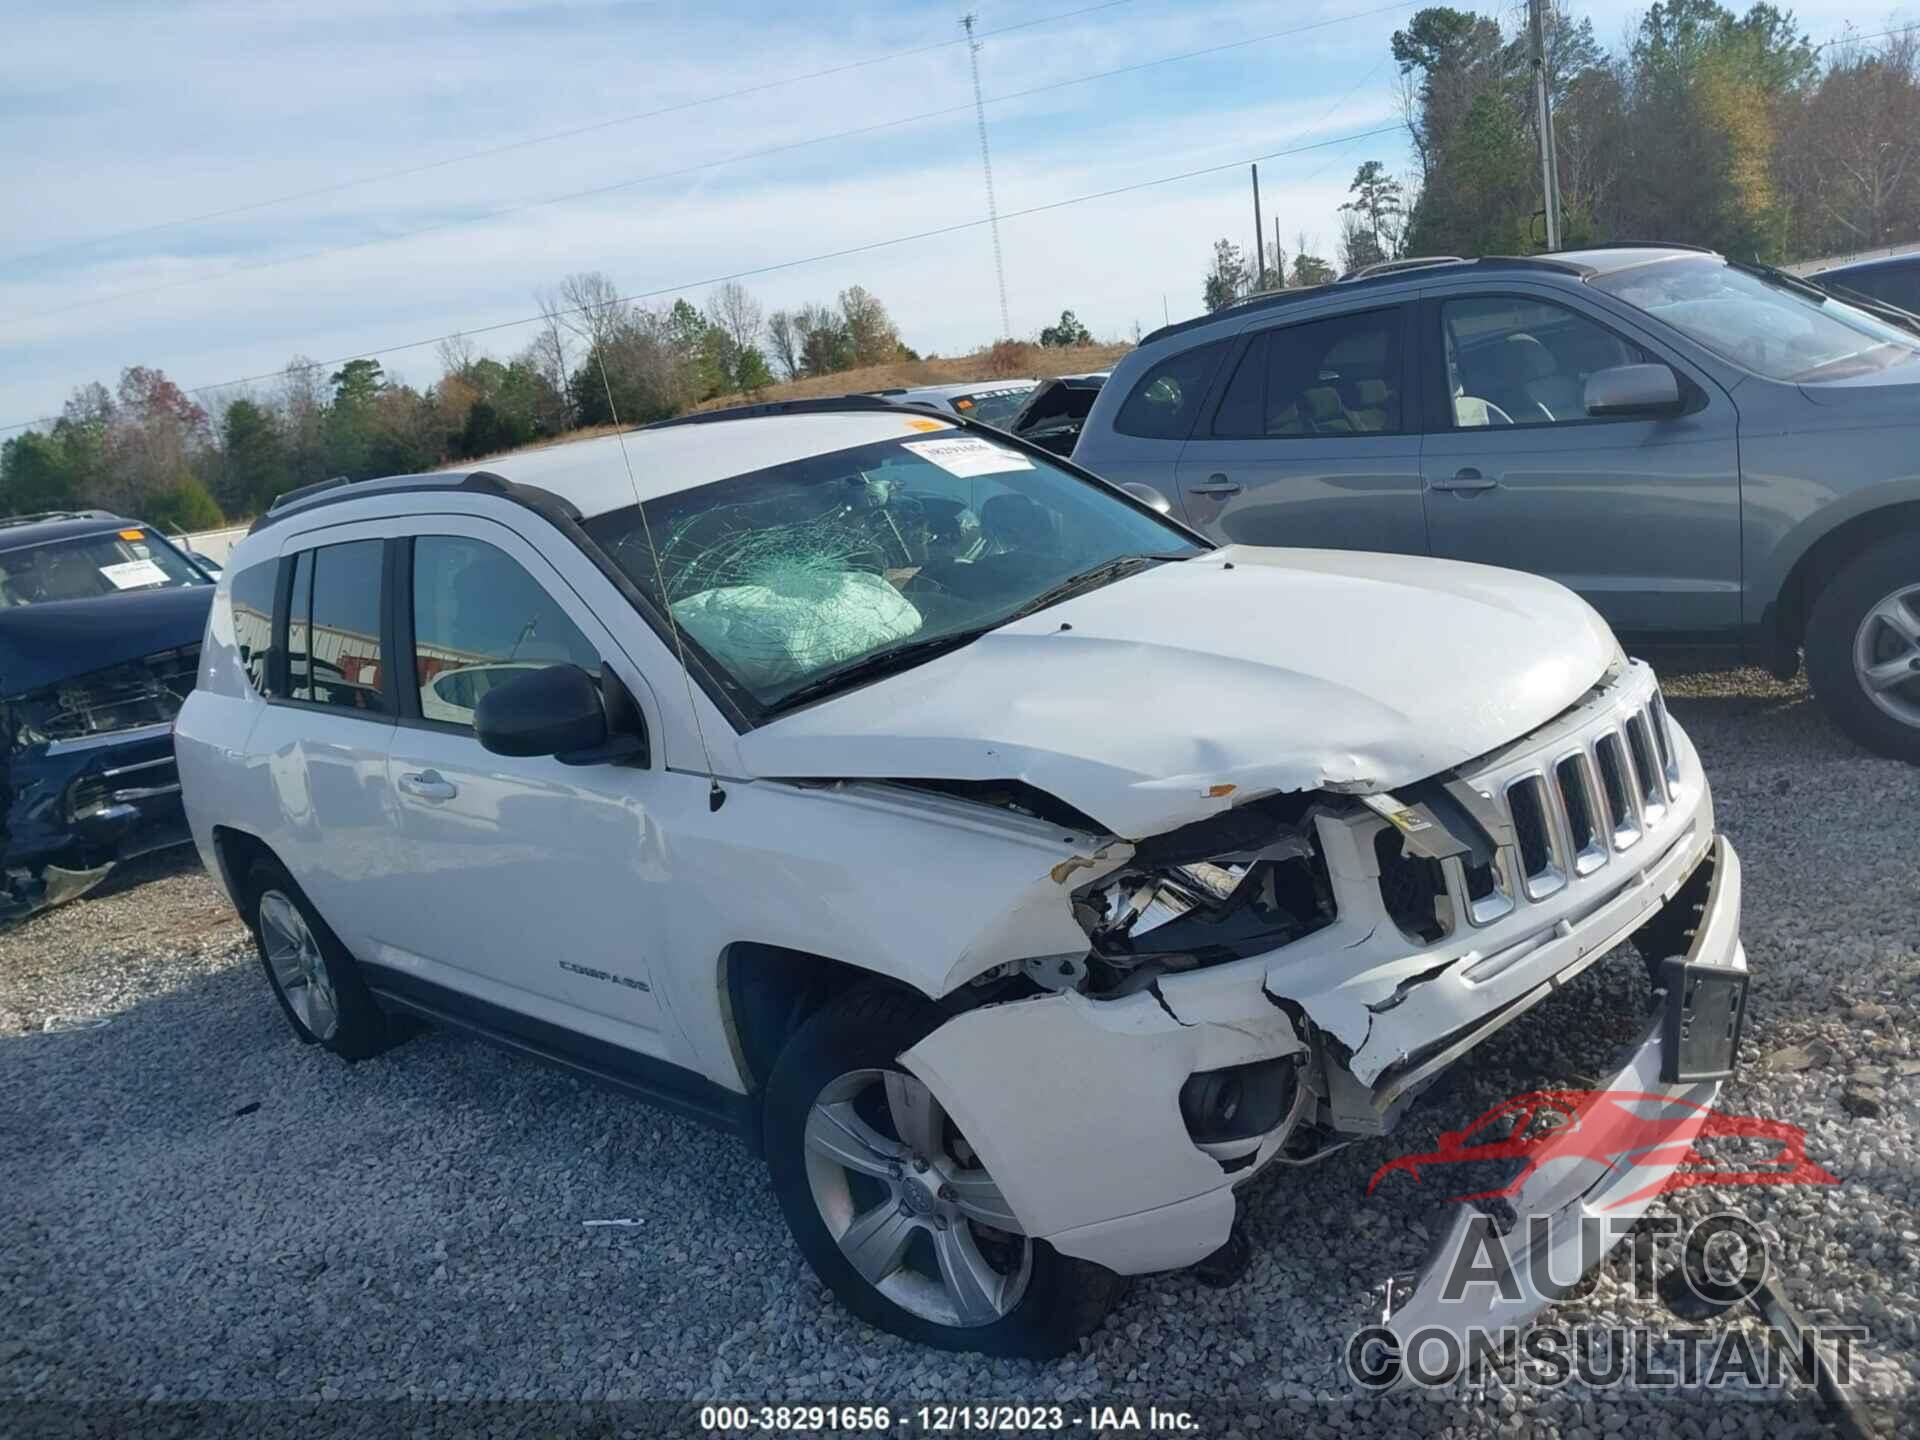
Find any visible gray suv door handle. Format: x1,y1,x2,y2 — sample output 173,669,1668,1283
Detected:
1430,468,1498,494
398,770,458,802
1188,474,1243,496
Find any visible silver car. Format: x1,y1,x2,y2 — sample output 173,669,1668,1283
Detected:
1074,244,1920,761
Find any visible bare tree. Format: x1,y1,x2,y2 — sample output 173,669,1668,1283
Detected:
765,310,803,380
547,271,629,353
278,355,331,484
435,333,478,381
705,281,764,363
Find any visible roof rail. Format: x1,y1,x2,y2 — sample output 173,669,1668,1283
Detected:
265,474,352,514
643,394,952,429
0,509,116,530
1339,256,1467,282
248,469,583,536
1550,239,1720,256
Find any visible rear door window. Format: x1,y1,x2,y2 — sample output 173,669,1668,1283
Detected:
1209,308,1405,437
288,540,386,712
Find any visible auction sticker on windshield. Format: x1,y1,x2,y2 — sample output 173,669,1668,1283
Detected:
904,435,1034,478
99,558,169,589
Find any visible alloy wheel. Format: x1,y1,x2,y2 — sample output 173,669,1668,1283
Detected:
1852,581,1920,729
802,1068,1030,1328
259,890,339,1041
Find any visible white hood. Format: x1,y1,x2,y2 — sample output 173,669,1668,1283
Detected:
738,546,1617,839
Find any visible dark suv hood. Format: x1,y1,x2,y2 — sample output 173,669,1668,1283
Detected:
0,586,212,697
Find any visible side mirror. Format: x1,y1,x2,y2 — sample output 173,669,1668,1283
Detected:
1119,481,1174,515
474,664,607,758
1585,363,1683,418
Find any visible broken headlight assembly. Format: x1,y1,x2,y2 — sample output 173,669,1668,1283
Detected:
6,648,199,751
1073,798,1338,997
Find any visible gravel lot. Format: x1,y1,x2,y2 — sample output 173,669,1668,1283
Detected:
1,666,1915,1437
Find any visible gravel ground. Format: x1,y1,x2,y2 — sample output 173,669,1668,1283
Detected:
1,666,1915,1438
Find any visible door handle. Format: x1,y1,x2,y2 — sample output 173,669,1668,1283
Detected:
1430,467,1499,494
1188,473,1243,496
397,770,458,802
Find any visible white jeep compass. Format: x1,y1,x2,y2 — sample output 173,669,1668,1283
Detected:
176,398,1747,1360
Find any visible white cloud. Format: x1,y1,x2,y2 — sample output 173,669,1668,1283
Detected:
1,0,1428,424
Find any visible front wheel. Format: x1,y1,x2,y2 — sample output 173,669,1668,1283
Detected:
762,985,1121,1356
1806,535,1920,763
244,857,398,1061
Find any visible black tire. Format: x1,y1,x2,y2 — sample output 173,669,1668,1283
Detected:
1805,532,1920,763
243,857,399,1061
763,984,1121,1356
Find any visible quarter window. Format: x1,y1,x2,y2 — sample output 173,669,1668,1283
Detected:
409,537,601,731
289,540,386,711
228,560,277,696
1209,308,1404,437
1114,339,1232,439
1441,297,1651,428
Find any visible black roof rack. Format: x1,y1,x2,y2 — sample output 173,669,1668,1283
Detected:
1548,239,1719,255
248,469,582,536
1338,255,1468,282
0,509,117,530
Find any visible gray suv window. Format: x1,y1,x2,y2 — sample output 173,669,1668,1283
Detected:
1114,339,1232,439
1210,308,1404,437
1441,296,1649,428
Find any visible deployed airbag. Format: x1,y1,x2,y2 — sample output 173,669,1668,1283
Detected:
671,571,922,688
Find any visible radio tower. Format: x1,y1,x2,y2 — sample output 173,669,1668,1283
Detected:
961,13,1012,340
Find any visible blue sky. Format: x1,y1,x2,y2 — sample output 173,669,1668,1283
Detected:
0,0,1897,431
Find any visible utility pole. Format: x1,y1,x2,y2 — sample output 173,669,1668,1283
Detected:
1528,0,1562,250
961,13,1012,340
1251,164,1265,290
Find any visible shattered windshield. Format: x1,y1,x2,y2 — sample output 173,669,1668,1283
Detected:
0,528,208,606
1595,257,1920,382
582,432,1200,714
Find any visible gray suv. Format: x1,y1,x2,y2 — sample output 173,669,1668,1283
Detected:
1075,245,1920,761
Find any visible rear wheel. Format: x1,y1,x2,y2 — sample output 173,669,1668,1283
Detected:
1806,534,1920,763
244,858,396,1060
762,985,1120,1355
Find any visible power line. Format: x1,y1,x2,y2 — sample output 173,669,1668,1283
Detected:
9,0,1417,324
0,0,1141,269
0,121,1408,436
1812,23,1918,51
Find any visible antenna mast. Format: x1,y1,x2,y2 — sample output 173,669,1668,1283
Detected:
961,12,1012,340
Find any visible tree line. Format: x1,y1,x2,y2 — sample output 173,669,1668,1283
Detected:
0,274,914,526
1202,1,1919,310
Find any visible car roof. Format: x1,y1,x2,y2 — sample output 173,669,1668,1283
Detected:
1820,252,1920,278
458,410,971,520
0,511,136,552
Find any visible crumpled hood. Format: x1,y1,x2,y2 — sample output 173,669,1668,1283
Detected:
0,586,212,698
738,546,1617,839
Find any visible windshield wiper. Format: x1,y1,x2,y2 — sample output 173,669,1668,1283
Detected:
1002,552,1186,624
763,626,1000,714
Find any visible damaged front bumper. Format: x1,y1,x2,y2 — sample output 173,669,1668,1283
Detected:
1383,836,1746,1364
903,668,1740,1288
